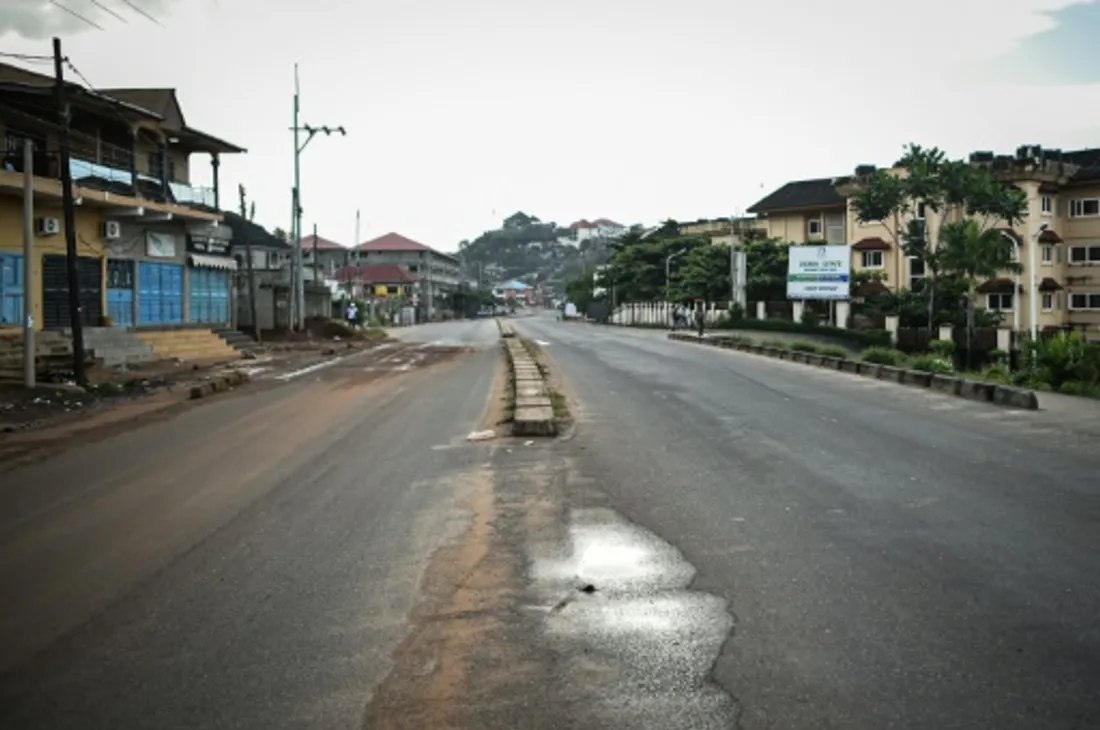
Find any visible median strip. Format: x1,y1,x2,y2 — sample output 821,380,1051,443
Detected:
497,321,557,436
669,332,1039,410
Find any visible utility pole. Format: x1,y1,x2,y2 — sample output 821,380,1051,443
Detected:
22,138,35,388
291,63,346,330
312,223,319,287
238,184,260,342
288,187,297,328
53,37,86,385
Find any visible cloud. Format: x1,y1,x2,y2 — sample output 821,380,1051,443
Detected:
0,0,181,39
975,0,1100,84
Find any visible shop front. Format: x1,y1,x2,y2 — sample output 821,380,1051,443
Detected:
186,233,236,325
135,230,185,326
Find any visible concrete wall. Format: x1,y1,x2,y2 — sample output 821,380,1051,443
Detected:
0,195,106,330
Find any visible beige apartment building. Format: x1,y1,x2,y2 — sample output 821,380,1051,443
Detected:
747,146,1100,338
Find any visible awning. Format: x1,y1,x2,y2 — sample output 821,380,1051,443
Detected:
1038,277,1064,292
1038,229,1063,244
189,253,238,271
976,278,1021,294
852,237,891,251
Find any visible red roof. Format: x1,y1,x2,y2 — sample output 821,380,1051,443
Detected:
569,219,597,230
354,232,433,252
334,264,417,284
593,218,622,227
299,234,346,251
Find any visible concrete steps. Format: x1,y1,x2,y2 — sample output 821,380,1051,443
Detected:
82,327,158,367
213,327,264,357
135,328,242,365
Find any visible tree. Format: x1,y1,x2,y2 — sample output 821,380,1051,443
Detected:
743,238,790,302
272,227,289,243
937,219,1022,367
565,270,595,314
675,243,732,303
847,144,1028,330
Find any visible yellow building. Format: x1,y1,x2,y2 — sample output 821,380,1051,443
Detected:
0,61,243,331
746,147,1100,339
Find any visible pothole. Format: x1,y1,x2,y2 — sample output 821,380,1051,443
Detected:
528,507,737,728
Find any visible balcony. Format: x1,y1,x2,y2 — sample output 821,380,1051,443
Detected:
4,140,216,212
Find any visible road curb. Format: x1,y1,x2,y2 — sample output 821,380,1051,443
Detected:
668,332,1039,411
501,337,557,437
189,370,251,400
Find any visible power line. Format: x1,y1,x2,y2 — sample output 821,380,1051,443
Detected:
91,0,128,22
118,0,163,26
63,58,96,91
0,51,54,61
49,0,106,31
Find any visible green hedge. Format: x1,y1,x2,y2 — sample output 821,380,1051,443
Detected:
713,317,891,348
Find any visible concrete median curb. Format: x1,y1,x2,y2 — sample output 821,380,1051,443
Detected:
502,336,558,437
189,370,251,400
667,332,1038,410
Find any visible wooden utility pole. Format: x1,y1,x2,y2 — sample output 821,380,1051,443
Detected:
53,37,86,385
22,139,35,388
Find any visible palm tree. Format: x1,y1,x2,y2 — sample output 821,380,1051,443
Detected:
936,219,1022,368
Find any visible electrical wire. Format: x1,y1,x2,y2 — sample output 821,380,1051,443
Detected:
63,58,96,91
49,0,106,31
0,51,53,61
118,0,163,26
91,0,129,23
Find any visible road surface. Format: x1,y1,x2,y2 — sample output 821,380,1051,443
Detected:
510,314,1100,729
2,313,1098,729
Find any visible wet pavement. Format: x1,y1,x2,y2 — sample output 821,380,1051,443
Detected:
511,312,1100,730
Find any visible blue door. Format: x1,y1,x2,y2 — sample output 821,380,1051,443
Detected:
138,262,184,325
0,254,24,327
188,267,230,324
106,259,135,327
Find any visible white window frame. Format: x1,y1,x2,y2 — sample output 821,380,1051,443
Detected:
1069,198,1100,218
986,293,1014,311
1041,245,1053,264
1068,292,1100,310
1069,245,1100,265
1041,292,1055,311
1041,195,1053,215
861,250,884,269
807,217,823,238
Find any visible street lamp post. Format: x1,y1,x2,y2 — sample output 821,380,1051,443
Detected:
1030,223,1049,342
1000,230,1022,335
291,63,346,330
666,249,685,326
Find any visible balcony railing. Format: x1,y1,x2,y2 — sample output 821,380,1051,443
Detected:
4,144,215,209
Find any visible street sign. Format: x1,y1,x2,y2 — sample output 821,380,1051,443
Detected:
787,245,850,300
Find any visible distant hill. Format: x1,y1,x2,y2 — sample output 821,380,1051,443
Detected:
457,211,612,291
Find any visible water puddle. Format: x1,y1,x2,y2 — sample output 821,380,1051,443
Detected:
528,508,737,728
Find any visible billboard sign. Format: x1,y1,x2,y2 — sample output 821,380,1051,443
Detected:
787,245,851,300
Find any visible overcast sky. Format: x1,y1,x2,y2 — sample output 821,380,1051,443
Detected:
3,0,1099,252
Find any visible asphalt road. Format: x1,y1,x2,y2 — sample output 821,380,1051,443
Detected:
512,313,1100,730
0,320,503,729
3,313,1098,729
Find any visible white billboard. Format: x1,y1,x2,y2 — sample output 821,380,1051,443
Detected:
786,245,851,300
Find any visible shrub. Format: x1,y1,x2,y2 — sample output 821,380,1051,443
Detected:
861,347,908,366
979,364,1012,384
789,341,819,353
1057,380,1100,398
929,339,957,358
1022,331,1100,390
716,317,890,348
761,339,787,349
800,308,821,327
987,348,1007,365
819,345,848,358
909,355,955,374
